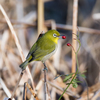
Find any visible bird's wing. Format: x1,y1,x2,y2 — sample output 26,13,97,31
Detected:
26,38,56,61
26,33,44,59
26,42,37,59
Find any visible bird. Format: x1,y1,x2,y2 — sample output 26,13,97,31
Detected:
19,29,66,71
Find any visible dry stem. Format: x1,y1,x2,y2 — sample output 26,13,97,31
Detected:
23,82,39,100
0,4,35,99
72,0,78,73
0,19,100,34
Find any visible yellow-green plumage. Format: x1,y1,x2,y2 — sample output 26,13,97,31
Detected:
20,30,60,70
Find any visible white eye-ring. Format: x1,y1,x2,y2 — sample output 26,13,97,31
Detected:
53,33,57,37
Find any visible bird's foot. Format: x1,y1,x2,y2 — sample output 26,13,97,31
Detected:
43,67,48,72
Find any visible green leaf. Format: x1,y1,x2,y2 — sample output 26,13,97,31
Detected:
54,73,74,80
63,74,72,82
80,74,86,78
73,78,82,83
73,79,77,84
76,80,82,83
72,83,78,88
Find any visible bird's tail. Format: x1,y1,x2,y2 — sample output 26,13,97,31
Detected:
19,59,29,71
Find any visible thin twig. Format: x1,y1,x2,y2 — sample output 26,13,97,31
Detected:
0,78,15,100
11,72,23,99
23,82,39,100
23,83,27,100
43,63,47,100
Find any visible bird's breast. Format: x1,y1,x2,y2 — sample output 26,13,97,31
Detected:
42,45,58,62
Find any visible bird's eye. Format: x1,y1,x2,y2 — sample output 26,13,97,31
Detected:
53,33,57,37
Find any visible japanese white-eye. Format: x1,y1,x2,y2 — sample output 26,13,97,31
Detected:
20,30,66,71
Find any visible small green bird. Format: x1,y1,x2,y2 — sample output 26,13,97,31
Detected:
20,30,66,71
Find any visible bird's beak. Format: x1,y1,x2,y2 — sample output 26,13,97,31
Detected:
58,35,66,39
58,35,63,39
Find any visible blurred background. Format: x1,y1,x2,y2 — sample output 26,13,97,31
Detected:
0,0,100,100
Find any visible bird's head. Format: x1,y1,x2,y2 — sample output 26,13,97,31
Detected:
45,30,64,44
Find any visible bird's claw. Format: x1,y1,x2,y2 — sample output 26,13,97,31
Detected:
43,67,48,72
